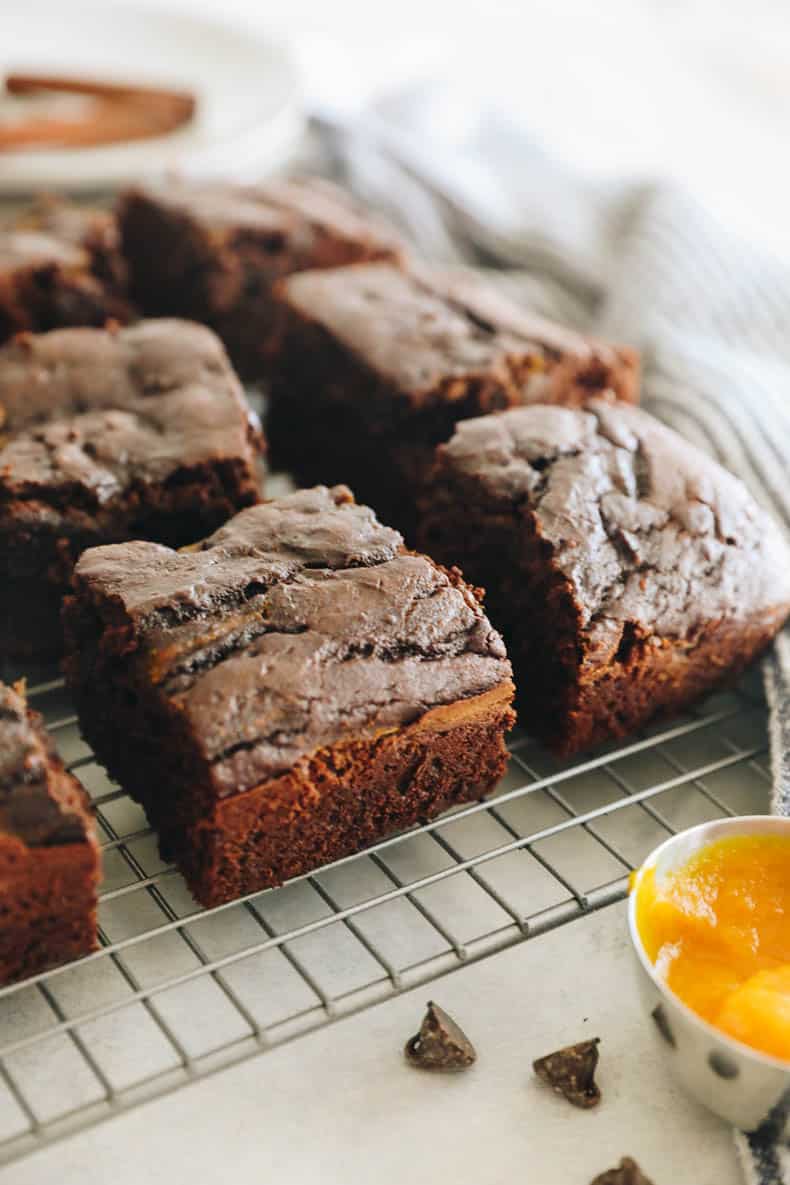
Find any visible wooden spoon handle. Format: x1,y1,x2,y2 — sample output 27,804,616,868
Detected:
1,73,195,152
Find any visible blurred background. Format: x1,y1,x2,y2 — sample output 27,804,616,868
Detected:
3,0,790,254
142,0,790,255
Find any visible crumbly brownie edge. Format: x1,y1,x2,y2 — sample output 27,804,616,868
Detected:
0,839,99,985
0,690,100,985
63,588,218,836
562,614,788,754
418,481,586,748
157,683,515,906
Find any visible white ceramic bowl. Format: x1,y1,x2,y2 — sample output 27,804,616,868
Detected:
0,0,304,194
628,815,790,1134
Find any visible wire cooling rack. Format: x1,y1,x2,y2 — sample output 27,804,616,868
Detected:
0,661,772,1166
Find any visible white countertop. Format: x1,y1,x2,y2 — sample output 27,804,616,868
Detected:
8,905,739,1185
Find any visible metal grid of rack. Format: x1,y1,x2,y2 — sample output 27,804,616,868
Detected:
0,665,772,1166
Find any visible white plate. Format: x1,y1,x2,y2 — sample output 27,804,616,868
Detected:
0,1,304,194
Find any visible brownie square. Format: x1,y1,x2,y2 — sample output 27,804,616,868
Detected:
419,400,790,755
0,319,263,658
118,178,404,378
63,486,515,907
0,196,131,342
267,262,639,536
0,681,99,985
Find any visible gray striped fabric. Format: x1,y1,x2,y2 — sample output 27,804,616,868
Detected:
314,91,790,1183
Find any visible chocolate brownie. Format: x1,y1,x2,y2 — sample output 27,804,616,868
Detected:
0,196,131,342
0,319,263,658
267,262,639,536
419,400,790,755
0,681,99,984
63,486,515,907
118,178,404,378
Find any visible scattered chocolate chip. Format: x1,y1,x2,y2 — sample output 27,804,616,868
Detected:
589,1156,655,1185
404,1001,476,1072
532,1037,601,1108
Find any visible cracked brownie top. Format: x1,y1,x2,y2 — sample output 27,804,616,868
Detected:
435,399,790,652
0,682,94,847
0,320,260,518
71,486,512,793
278,262,638,407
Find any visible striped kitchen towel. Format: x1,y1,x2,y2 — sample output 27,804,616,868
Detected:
314,85,790,1183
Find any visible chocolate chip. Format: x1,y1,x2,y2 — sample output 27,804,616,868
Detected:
404,1001,476,1072
532,1037,601,1108
589,1156,655,1185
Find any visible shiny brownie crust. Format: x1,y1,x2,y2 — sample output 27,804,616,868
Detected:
0,681,99,985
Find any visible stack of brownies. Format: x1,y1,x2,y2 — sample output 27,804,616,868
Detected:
2,178,789,983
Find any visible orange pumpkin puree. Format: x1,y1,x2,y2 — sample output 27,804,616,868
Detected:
635,834,790,1061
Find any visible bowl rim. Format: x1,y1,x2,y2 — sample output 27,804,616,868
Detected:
628,814,790,1073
